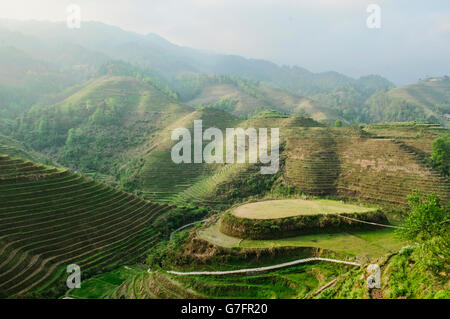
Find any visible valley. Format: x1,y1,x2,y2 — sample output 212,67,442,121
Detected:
0,18,448,300
1,119,447,299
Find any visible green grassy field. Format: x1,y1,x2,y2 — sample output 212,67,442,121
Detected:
197,222,243,247
240,229,405,259
232,199,377,219
199,221,405,260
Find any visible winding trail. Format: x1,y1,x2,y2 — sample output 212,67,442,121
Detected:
169,219,209,241
336,214,401,229
167,257,361,276
167,218,369,276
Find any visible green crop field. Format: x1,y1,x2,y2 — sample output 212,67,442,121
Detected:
197,222,243,248
198,221,404,259
239,230,405,259
65,265,145,299
232,199,377,219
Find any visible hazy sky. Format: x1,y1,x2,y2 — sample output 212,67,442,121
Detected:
1,0,449,84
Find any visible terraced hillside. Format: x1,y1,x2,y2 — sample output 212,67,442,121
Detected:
172,163,253,205
364,122,447,156
283,126,450,207
0,155,171,298
283,128,340,195
167,116,324,205
138,108,240,202
146,118,449,207
181,74,340,122
0,135,53,165
142,116,449,207
13,75,194,183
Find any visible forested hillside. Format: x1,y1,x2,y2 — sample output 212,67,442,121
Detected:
363,77,450,125
174,73,339,121
11,74,193,189
1,20,449,126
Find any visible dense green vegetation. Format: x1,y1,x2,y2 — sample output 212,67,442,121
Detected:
64,193,448,299
152,206,210,238
381,247,449,299
396,191,449,275
430,133,450,176
66,260,348,299
311,77,450,125
173,262,347,299
321,192,449,299
252,110,289,119
220,206,387,240
11,74,193,190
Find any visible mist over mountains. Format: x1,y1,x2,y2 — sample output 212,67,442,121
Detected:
0,19,391,94
0,19,449,128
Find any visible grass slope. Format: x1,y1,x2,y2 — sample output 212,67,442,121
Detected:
0,134,53,165
137,107,240,202
183,75,340,122
14,75,194,186
199,221,404,260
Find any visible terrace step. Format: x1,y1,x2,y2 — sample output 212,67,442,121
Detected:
0,157,170,297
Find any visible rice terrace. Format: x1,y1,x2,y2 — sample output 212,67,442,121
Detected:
0,2,449,303
231,199,377,219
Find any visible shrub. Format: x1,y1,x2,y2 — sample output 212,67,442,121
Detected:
434,290,450,299
220,209,388,240
397,191,449,274
430,133,450,176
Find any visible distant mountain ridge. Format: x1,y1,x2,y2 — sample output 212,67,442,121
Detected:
363,77,450,125
0,19,394,97
0,19,449,126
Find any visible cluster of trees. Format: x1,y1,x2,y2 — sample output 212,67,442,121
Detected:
363,93,434,123
89,97,126,126
430,133,450,176
98,60,179,100
311,86,367,123
397,191,449,275
171,73,263,102
201,98,237,113
252,109,289,119
311,86,445,124
14,95,132,152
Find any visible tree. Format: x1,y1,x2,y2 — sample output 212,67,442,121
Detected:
90,108,104,125
37,115,51,149
334,120,343,127
397,191,449,274
430,133,450,176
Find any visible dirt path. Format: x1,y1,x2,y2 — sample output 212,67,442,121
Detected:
167,257,361,276
169,219,209,241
